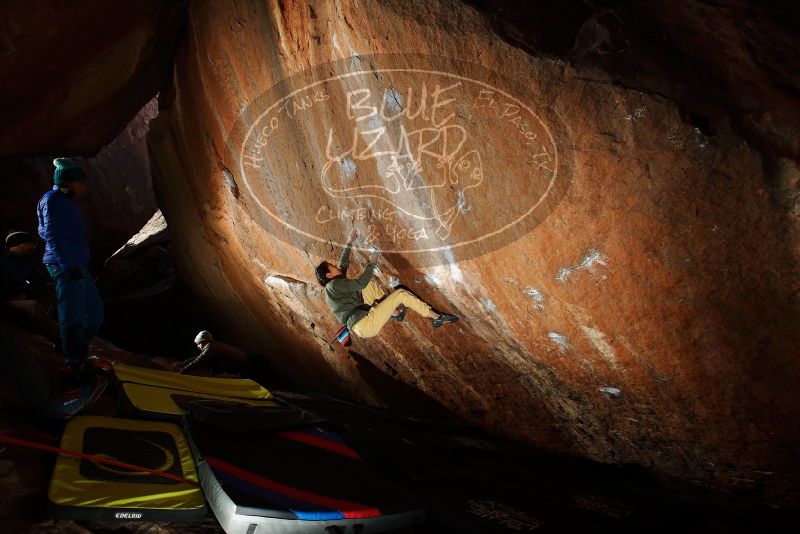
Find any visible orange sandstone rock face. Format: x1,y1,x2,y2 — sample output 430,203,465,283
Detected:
149,0,800,500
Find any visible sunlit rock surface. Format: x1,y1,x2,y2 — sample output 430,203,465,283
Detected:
146,0,800,502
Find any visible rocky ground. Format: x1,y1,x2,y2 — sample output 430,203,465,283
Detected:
0,323,793,533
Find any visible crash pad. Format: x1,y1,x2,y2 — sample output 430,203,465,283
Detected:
48,415,206,521
113,363,271,399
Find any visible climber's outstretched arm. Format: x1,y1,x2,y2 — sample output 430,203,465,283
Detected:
329,263,376,294
337,228,359,273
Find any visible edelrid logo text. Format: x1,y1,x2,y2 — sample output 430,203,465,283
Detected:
115,512,143,519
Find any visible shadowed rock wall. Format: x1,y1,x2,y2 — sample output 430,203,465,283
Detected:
0,0,186,264
0,0,185,156
0,99,159,268
147,0,800,502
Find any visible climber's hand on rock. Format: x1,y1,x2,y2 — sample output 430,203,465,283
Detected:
368,249,381,264
347,228,358,244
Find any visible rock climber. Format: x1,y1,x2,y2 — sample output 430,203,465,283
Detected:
37,158,104,372
315,228,458,339
0,230,60,344
173,330,250,375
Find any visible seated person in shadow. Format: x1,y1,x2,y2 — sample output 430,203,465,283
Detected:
0,230,60,344
172,330,250,376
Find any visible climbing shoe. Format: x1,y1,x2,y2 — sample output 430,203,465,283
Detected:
391,305,407,322
432,313,459,328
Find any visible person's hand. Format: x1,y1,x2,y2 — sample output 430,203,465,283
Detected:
347,228,358,244
368,249,381,264
67,267,84,282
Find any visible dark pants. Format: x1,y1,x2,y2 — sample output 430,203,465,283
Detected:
46,265,104,367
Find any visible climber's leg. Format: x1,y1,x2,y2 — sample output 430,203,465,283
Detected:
351,289,432,338
361,279,385,306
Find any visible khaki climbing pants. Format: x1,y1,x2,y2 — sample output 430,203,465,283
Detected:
361,279,385,307
352,281,431,338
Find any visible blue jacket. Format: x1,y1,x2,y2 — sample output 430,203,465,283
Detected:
37,187,90,269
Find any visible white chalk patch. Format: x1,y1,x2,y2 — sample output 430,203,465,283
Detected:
366,243,381,255
524,287,544,309
354,111,395,188
223,168,238,192
624,106,647,121
547,332,569,349
338,156,357,181
350,51,362,69
443,246,464,283
580,249,607,270
449,263,464,283
425,273,443,286
599,386,623,398
482,298,497,313
557,249,608,283
264,275,290,289
456,190,472,214
693,127,709,149
383,87,404,114
264,274,307,290
579,325,617,368
388,276,401,288
555,267,572,283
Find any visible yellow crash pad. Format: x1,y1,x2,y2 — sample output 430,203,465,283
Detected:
122,382,279,419
49,416,205,520
113,364,272,400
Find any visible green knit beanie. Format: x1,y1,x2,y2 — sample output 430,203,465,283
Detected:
53,158,86,186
